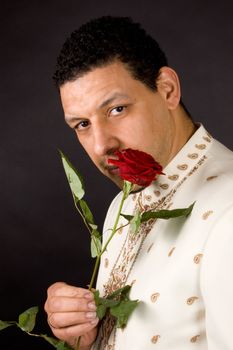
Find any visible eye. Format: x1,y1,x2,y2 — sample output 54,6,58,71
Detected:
74,120,90,131
110,106,126,116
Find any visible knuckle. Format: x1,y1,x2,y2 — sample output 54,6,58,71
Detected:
50,313,59,326
48,296,62,310
47,282,66,295
74,299,84,311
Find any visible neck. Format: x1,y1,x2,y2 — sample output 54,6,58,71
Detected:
167,105,197,166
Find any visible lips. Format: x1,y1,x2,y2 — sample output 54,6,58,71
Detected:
105,165,120,175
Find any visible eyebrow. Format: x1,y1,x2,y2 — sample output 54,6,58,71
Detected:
65,92,130,124
98,92,130,109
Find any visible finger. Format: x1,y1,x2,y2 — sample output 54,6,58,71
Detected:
48,310,98,328
50,318,99,339
47,297,96,313
47,282,93,298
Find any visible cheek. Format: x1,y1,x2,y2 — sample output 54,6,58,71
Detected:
77,137,95,162
124,123,157,150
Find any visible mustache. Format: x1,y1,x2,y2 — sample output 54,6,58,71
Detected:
103,163,119,171
101,154,120,170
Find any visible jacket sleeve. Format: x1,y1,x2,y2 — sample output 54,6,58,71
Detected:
200,203,233,349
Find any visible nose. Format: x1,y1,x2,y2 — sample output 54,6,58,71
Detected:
92,122,120,156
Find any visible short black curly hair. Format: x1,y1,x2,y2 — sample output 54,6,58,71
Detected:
53,16,168,90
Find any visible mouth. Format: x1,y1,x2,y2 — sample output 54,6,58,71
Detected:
104,165,120,176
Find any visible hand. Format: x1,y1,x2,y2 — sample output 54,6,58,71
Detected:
44,282,99,349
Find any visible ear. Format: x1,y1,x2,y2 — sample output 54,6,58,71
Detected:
156,67,181,110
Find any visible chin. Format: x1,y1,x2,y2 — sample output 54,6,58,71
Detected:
106,174,124,189
112,177,124,189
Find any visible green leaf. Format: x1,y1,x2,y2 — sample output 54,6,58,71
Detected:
18,306,38,332
96,304,107,320
110,299,139,328
89,223,98,230
59,150,85,200
121,210,142,235
94,289,100,302
97,297,119,309
91,235,102,258
108,285,131,300
56,341,74,350
141,202,195,222
120,213,134,222
94,291,108,320
94,286,139,328
94,290,119,320
79,199,94,224
92,228,101,239
130,210,141,234
0,320,15,331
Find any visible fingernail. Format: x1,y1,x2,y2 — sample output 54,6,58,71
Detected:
84,292,93,299
88,302,96,310
86,312,96,319
90,317,99,325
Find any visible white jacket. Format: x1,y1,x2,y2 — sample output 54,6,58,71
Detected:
92,124,233,350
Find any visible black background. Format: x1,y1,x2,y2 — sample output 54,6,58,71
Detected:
0,0,232,348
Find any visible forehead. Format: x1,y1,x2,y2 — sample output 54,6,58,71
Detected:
60,61,146,115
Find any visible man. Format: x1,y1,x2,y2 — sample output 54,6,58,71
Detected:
44,16,233,349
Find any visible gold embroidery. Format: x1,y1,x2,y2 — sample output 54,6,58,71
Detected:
202,210,213,220
203,136,211,142
159,183,169,190
151,292,160,303
100,193,172,345
153,190,161,197
104,258,109,268
147,243,154,253
187,296,199,305
194,253,203,264
177,164,188,170
168,174,179,181
151,335,160,344
168,247,176,257
130,253,136,261
195,143,206,150
117,225,123,235
188,156,207,177
206,175,218,181
190,335,200,343
188,153,198,159
97,155,208,348
97,314,116,349
167,202,173,210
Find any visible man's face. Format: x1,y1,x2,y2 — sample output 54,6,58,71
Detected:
60,61,176,188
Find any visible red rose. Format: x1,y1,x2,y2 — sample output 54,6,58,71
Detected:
108,148,163,187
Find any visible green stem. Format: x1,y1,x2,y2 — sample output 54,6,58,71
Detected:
76,183,131,350
25,331,41,337
88,256,100,291
100,190,127,257
89,189,128,292
74,198,92,235
89,186,129,291
74,197,100,255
